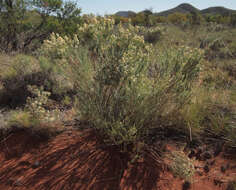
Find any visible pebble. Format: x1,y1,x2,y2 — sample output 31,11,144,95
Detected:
32,161,40,169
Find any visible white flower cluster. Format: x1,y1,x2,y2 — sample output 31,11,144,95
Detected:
41,33,80,59
26,85,59,122
77,16,154,93
40,16,164,97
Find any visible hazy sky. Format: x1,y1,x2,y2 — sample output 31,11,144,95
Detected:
78,0,236,15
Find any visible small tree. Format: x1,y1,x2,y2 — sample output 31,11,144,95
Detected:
0,0,29,51
0,0,81,52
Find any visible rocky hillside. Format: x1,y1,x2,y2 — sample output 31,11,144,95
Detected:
201,6,236,15
156,3,199,16
115,3,236,17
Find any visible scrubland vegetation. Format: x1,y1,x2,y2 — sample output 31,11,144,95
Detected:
0,0,236,185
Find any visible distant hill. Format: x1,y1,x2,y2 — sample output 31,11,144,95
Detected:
115,11,136,17
156,3,199,16
114,3,236,18
201,7,236,15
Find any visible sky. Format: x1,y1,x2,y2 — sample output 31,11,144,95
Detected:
78,0,236,15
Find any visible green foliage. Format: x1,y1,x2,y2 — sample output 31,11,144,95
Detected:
0,52,74,108
8,85,59,128
208,38,226,51
131,13,147,26
38,33,79,95
4,54,40,78
204,14,231,25
1,14,235,156
0,0,81,52
200,37,232,60
76,16,163,47
113,16,130,25
0,0,29,51
144,28,162,44
155,16,167,23
167,13,188,25
61,95,72,107
8,110,36,128
180,57,236,148
169,151,195,181
206,22,226,32
26,85,58,121
41,17,203,152
73,17,153,147
0,54,43,107
40,33,80,59
182,88,233,132
188,11,203,25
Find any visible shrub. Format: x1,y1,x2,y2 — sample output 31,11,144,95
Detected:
200,37,232,60
209,38,226,51
167,13,188,25
0,54,40,80
7,85,59,129
206,23,225,32
0,0,81,53
143,27,163,44
181,65,236,149
41,17,203,153
8,110,36,128
200,37,226,51
25,85,58,121
38,33,83,98
40,33,80,60
168,151,195,181
0,53,71,107
0,54,42,107
74,17,154,148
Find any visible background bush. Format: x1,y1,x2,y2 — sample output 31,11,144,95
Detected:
0,0,82,53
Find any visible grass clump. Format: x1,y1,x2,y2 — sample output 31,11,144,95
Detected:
169,151,195,182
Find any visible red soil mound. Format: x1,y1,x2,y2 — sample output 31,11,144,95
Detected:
0,129,162,190
0,129,235,190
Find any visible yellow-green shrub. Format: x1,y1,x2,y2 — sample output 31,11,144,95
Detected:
0,54,39,80
8,110,37,128
169,151,195,181
41,17,203,152
7,85,59,129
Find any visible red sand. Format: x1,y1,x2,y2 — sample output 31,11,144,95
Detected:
0,129,235,190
